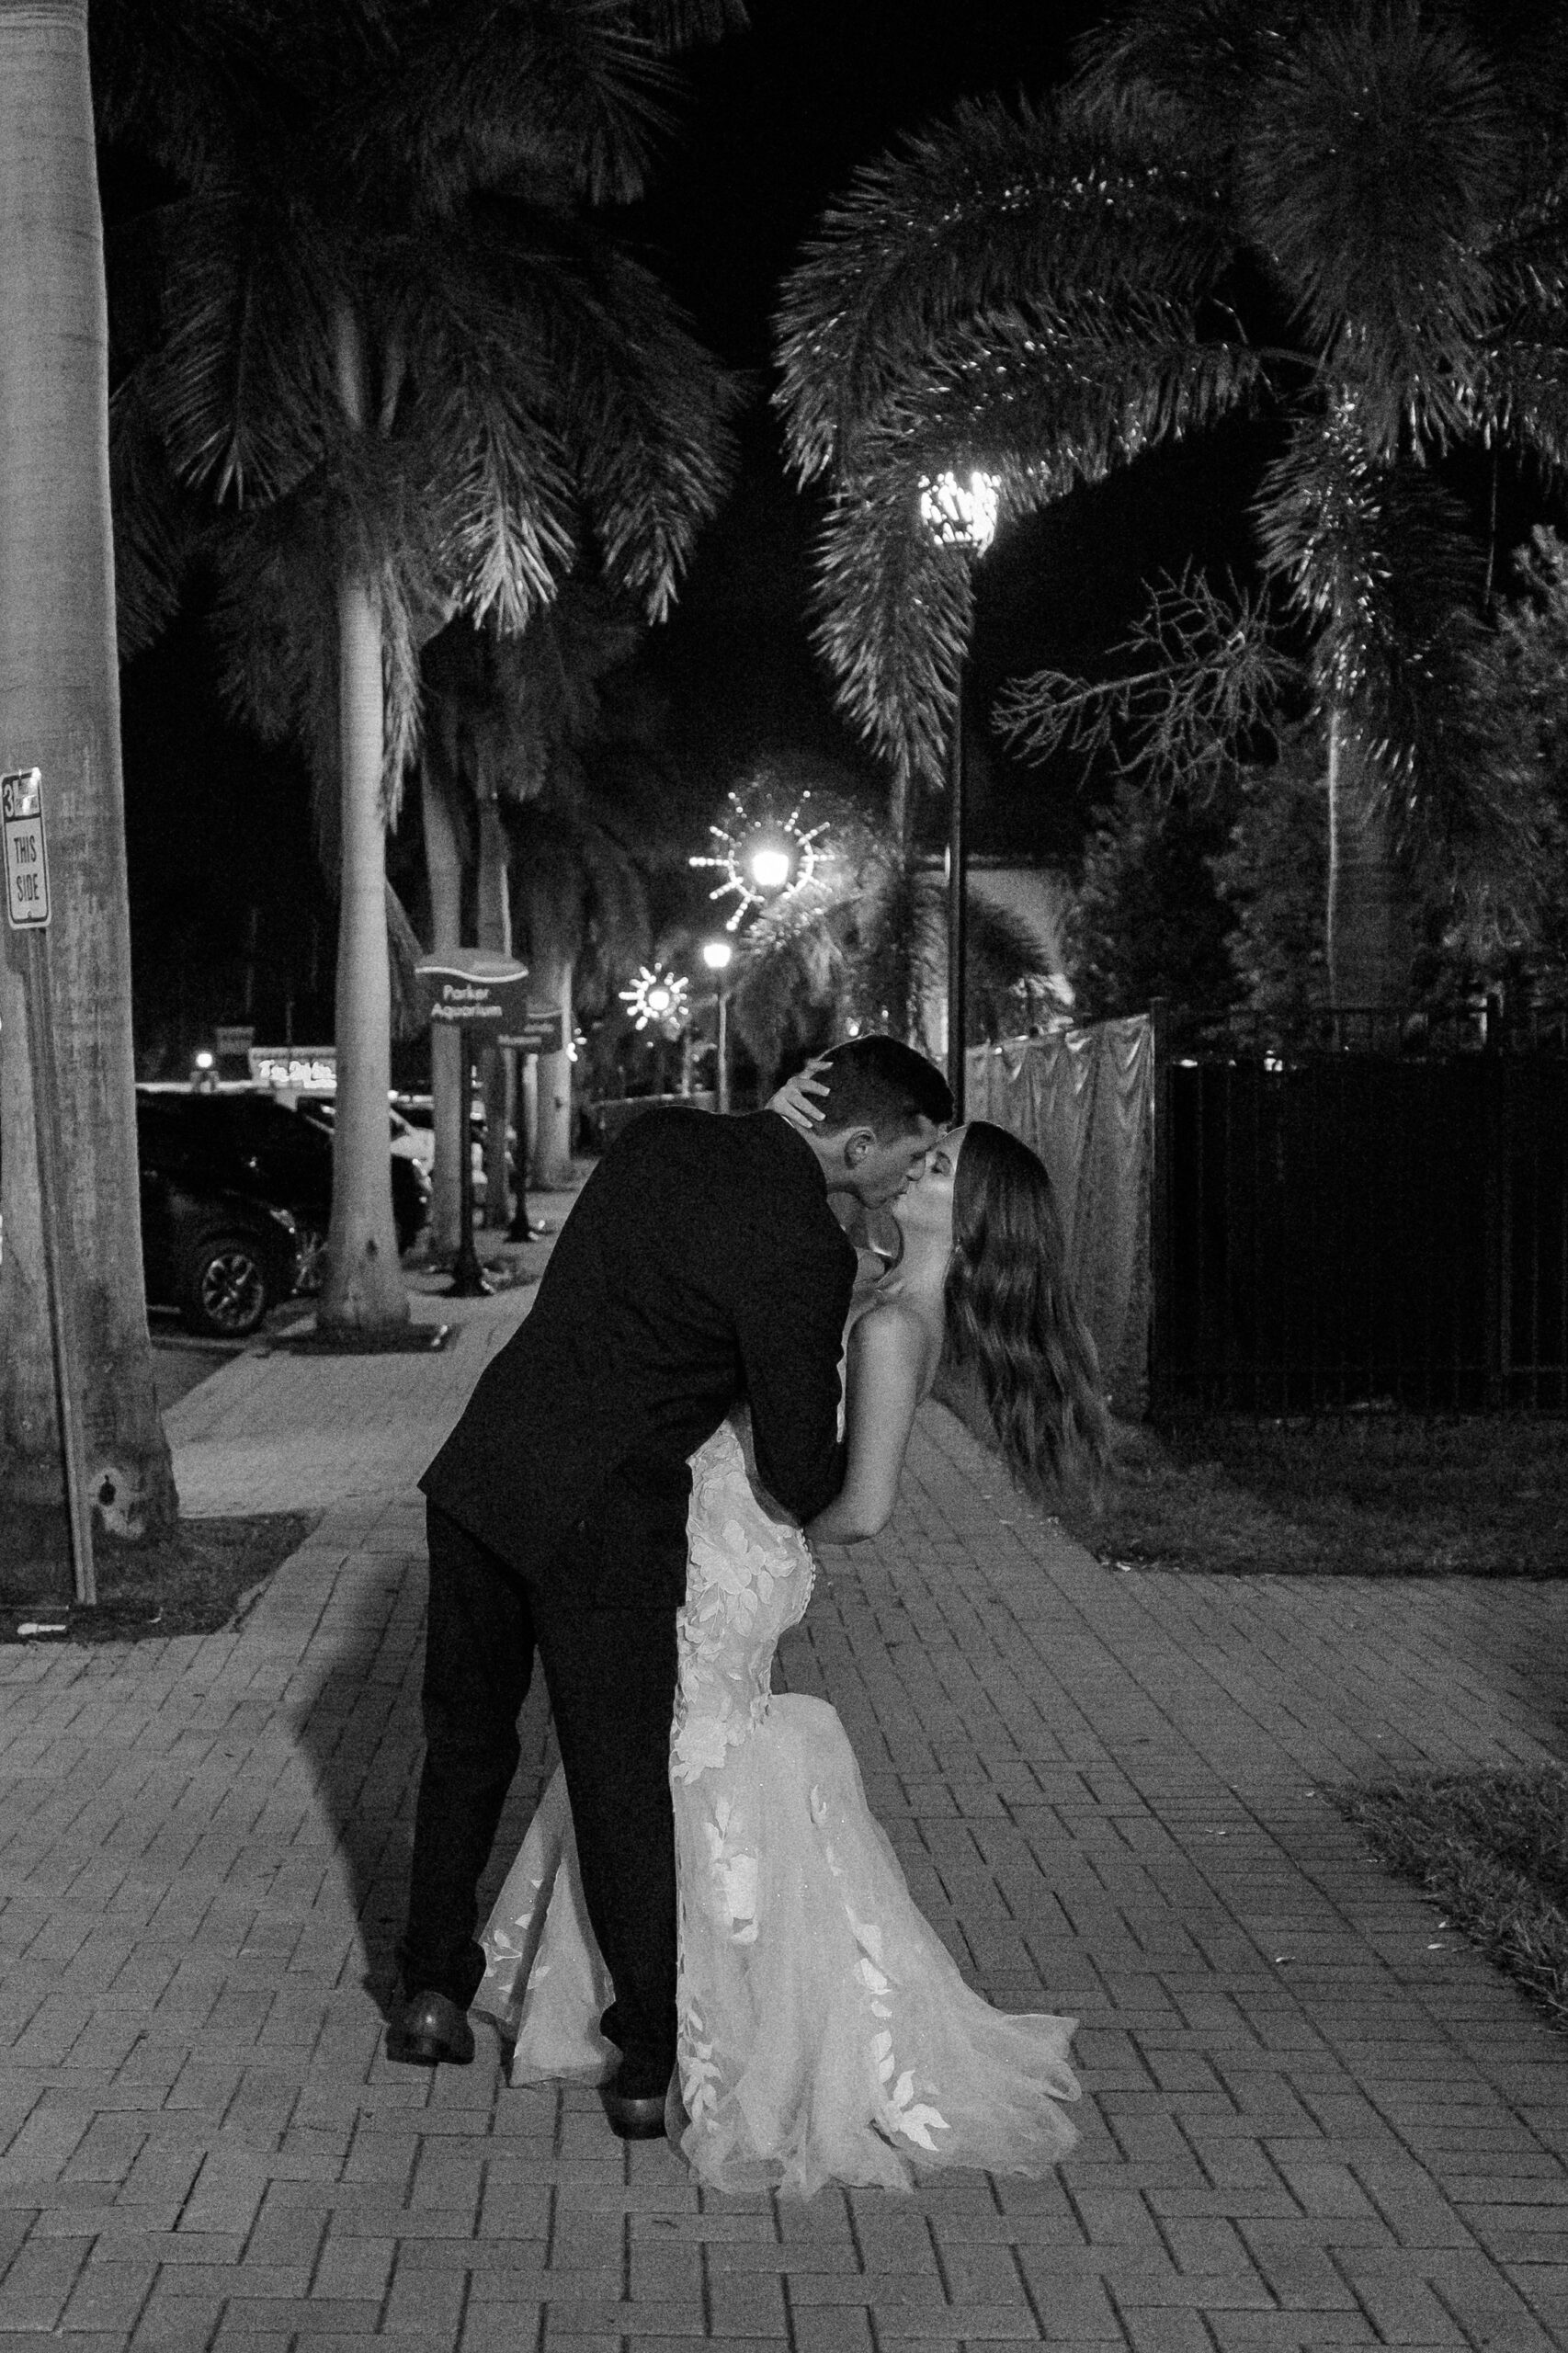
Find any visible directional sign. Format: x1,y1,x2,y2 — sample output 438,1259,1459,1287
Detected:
414,952,530,1032
2,767,50,929
497,1011,564,1056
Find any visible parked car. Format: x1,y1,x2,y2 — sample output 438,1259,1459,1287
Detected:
0,1130,302,1339
139,1161,303,1338
134,1088,431,1281
392,1092,489,1193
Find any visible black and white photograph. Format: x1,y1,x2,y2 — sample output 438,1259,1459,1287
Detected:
5,2,1568,2347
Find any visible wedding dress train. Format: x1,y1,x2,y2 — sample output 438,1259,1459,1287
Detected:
474,1411,1079,2197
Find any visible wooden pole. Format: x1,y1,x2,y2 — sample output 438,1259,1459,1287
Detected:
22,927,96,1605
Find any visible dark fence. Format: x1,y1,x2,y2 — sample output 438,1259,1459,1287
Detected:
1152,1005,1568,1415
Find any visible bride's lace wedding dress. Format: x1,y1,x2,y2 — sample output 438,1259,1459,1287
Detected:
474,1409,1079,2197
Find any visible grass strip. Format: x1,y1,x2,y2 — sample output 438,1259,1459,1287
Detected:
1341,1767,1568,2028
1051,1414,1568,1576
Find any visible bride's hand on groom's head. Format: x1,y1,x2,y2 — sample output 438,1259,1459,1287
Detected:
767,1057,832,1133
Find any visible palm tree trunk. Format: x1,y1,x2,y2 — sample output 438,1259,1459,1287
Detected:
318,302,406,1334
1324,705,1415,1016
475,796,513,1228
530,938,577,1187
420,763,464,1260
0,0,176,1597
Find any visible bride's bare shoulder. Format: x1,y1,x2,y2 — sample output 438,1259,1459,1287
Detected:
850,1294,939,1389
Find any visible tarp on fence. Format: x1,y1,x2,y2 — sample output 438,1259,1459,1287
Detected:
965,1016,1153,1415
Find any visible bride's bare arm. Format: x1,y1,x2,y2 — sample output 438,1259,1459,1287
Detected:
804,1305,928,1547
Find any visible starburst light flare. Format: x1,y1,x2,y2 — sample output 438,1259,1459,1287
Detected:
689,782,831,928
620,966,690,1037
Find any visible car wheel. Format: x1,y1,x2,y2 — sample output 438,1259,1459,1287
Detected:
178,1234,270,1338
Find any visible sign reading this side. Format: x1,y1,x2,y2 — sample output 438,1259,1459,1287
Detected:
2,767,49,929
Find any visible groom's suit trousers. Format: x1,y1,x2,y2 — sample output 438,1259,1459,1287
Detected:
403,1504,680,2097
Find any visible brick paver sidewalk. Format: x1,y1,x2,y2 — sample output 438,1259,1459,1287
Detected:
4,1199,1568,2351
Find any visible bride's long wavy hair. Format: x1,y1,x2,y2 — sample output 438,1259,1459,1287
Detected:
940,1122,1112,1501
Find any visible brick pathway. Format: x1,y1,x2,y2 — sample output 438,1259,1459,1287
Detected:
4,1193,1568,2351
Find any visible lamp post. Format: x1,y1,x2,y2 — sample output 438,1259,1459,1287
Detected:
701,938,733,1113
619,966,690,1097
919,467,998,1120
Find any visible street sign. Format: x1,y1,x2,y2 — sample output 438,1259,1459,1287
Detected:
214,1024,256,1059
497,1011,564,1056
414,952,530,1033
248,1047,335,1090
2,767,50,928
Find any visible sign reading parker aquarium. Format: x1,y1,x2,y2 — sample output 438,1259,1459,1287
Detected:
414,951,530,1032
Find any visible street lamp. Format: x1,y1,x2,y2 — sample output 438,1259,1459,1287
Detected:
919,467,998,1120
701,938,733,1114
748,842,791,892
690,785,829,927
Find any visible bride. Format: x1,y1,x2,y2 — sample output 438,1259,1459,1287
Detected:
473,1095,1110,2197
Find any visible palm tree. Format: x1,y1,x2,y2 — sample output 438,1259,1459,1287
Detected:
420,581,665,1228
0,0,177,1595
106,0,737,1332
510,756,659,1181
775,0,1568,1009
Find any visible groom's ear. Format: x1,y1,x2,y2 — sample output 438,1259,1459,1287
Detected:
843,1127,878,1168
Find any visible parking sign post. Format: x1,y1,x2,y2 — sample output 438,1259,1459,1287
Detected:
3,768,96,1608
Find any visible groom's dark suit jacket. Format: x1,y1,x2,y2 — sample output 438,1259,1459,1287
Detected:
420,1108,857,1608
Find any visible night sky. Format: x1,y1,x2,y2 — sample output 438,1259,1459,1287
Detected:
119,0,1267,1062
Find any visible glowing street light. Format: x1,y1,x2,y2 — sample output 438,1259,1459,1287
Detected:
748,842,791,891
701,939,733,1114
620,965,689,1038
920,466,1000,1119
690,784,829,928
918,468,999,555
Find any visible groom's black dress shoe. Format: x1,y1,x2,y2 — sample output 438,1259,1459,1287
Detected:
599,2084,668,2140
386,1990,474,2067
599,2069,690,2143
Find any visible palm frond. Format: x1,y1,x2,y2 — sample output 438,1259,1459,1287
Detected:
1237,6,1513,456
540,244,737,619
424,369,579,630
1072,0,1300,137
144,190,335,503
807,319,1257,822
109,377,203,660
1479,324,1568,482
775,92,1233,484
810,476,971,834
1256,412,1483,714
867,299,1260,484
396,210,733,625
338,0,675,213
90,0,277,187
630,0,746,51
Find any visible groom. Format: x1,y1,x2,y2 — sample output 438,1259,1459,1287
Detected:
392,1035,952,2134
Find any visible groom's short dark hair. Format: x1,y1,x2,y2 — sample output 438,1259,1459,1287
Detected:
814,1036,952,1137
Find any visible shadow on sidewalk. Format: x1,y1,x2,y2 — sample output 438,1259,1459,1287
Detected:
289,1552,555,2020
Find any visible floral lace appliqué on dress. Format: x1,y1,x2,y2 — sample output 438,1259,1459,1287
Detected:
476,1410,1079,2197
